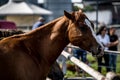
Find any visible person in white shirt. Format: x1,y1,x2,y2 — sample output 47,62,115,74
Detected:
96,25,111,73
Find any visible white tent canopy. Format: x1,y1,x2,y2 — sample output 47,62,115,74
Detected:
0,0,52,15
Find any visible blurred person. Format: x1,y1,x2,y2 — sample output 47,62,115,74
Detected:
57,44,72,75
108,27,119,72
32,17,45,30
47,61,64,80
96,25,111,73
72,47,87,63
57,54,67,75
71,44,87,75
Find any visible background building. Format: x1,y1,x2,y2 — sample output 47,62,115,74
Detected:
43,0,72,21
83,0,120,25
0,0,52,31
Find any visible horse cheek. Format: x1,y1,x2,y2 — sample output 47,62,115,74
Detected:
68,30,76,42
68,31,82,45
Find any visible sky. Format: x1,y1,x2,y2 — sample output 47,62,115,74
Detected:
38,0,82,3
71,0,82,3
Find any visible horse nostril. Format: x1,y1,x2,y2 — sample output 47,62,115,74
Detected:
98,45,102,52
91,45,104,57
97,45,104,57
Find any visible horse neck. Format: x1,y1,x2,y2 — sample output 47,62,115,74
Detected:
45,17,70,64
25,16,69,65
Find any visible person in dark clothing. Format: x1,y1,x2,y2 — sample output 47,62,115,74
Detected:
47,62,64,80
71,45,87,75
108,27,119,72
32,17,45,30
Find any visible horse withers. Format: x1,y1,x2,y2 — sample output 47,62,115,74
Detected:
0,10,104,80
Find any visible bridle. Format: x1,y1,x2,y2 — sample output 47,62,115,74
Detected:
84,17,104,49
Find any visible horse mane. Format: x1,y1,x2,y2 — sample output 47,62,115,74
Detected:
0,17,64,42
40,17,64,28
28,17,64,34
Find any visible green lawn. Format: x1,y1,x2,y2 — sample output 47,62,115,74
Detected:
65,53,120,77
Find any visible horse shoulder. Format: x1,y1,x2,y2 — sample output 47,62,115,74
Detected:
0,37,42,80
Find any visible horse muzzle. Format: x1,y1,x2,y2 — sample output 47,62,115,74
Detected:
91,45,104,57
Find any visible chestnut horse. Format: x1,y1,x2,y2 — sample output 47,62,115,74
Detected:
0,10,104,80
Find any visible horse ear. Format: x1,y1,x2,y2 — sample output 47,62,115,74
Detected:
64,10,72,20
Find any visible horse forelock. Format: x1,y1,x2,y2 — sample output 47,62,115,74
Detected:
66,11,85,37
75,11,86,23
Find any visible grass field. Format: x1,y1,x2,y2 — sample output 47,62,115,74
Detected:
65,53,120,77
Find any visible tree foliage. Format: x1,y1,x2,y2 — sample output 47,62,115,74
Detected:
73,5,95,12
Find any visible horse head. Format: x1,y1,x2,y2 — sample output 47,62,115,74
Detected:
64,10,104,57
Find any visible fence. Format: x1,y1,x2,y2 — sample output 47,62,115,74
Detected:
98,50,120,73
104,50,120,54
61,50,120,80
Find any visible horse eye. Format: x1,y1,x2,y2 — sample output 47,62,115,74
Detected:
79,25,87,32
77,22,87,32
